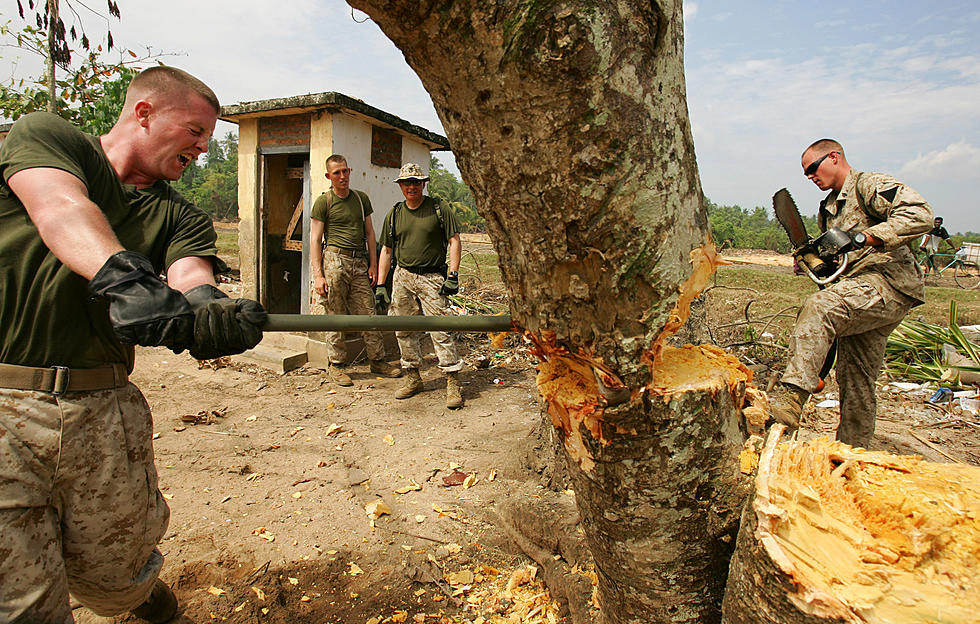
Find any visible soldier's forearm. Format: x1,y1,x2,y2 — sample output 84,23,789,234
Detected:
447,236,462,272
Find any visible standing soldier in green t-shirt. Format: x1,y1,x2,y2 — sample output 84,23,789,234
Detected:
0,67,267,623
376,163,465,409
310,155,402,386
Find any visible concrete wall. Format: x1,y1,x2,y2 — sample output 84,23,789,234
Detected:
233,108,436,362
324,111,433,235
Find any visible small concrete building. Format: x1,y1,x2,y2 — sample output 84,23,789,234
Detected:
220,92,450,368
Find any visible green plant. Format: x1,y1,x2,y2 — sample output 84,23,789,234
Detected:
885,300,980,385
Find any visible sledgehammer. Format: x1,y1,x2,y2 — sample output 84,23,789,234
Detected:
262,314,513,333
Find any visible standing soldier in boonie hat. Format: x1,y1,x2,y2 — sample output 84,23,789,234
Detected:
376,163,466,409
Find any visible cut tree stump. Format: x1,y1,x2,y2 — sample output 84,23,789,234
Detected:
539,344,755,623
723,427,980,623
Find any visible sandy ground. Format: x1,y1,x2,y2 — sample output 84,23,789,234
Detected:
75,336,570,624
720,249,794,270
70,339,980,623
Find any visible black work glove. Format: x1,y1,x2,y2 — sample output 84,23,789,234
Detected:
438,276,459,297
184,284,267,360
374,285,390,308
89,251,194,352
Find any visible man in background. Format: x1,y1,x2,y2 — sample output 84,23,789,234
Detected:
376,163,465,409
919,216,959,276
310,154,402,386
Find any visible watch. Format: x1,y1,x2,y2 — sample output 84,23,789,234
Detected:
448,271,459,278
852,232,867,248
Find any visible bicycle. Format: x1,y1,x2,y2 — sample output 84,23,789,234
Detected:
919,249,980,289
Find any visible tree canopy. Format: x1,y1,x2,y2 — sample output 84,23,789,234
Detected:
171,133,240,222
1,3,160,126
708,198,980,251
427,155,485,232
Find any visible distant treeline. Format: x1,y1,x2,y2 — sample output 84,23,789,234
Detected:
172,143,977,250
708,198,980,252
426,156,485,232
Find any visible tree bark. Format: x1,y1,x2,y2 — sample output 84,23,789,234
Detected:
555,345,752,623
348,0,706,373
347,2,741,621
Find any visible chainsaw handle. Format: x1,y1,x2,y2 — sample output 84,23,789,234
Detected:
801,254,849,286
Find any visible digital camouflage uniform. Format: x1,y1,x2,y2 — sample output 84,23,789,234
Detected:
379,196,462,372
782,169,931,447
0,386,168,623
0,112,222,622
310,190,386,364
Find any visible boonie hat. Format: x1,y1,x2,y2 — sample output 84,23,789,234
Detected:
394,163,429,182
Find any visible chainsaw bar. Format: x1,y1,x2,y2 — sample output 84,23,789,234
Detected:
773,188,809,248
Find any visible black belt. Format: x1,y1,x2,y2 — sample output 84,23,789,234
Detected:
0,362,129,395
324,245,365,258
399,264,446,276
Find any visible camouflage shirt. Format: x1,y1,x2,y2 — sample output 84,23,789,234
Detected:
819,169,932,303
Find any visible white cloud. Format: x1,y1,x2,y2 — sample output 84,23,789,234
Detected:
899,141,980,181
684,3,699,21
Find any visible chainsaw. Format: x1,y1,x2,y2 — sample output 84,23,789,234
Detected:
772,188,867,286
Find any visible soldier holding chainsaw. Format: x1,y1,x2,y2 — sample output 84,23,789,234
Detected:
769,139,932,447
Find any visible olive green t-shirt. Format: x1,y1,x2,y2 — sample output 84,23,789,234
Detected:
379,196,460,271
0,112,222,370
310,189,373,250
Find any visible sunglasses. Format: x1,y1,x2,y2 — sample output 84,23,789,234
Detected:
804,151,835,176
399,179,425,186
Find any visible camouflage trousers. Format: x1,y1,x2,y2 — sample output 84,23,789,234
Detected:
390,266,462,372
320,250,386,364
782,276,912,447
0,385,169,623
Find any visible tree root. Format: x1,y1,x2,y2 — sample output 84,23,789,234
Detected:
497,493,597,624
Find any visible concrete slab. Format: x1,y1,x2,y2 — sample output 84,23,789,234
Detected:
234,344,307,375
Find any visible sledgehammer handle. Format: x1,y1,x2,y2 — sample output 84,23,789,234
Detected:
262,314,513,333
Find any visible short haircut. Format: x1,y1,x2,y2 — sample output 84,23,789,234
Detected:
935,216,944,223
325,154,348,169
803,138,845,159
126,66,219,114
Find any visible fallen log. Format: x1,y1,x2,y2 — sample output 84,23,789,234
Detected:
723,427,980,623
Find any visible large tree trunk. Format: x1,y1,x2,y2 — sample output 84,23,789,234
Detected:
548,344,753,622
347,2,741,621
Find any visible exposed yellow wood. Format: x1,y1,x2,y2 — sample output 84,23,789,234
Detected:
751,433,980,623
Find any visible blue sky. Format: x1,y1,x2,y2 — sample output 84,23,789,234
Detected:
4,1,978,231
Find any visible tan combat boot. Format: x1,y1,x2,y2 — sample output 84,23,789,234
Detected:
767,383,810,429
327,363,353,387
395,368,423,399
370,359,403,378
131,579,178,623
446,371,464,409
